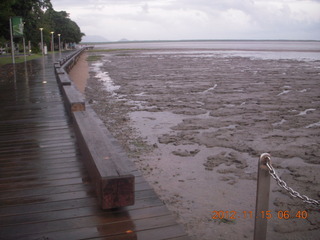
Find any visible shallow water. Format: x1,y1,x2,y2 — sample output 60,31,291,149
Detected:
93,40,320,61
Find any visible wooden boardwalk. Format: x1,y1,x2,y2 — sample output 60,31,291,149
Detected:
0,54,190,240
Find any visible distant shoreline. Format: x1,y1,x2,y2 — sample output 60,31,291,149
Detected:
81,40,320,59
81,39,320,45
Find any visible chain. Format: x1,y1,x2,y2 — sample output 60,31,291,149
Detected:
265,158,320,206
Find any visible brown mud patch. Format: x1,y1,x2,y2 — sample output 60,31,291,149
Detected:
68,52,88,93
84,49,320,240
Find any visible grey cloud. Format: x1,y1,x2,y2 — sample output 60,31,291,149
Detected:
52,0,320,40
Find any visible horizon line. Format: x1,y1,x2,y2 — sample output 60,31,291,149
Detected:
80,38,320,44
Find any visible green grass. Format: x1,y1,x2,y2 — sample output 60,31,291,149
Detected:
86,55,103,62
86,49,149,60
217,218,236,224
88,48,147,53
0,54,43,65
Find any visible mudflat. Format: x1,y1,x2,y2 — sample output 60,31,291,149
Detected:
81,47,319,240
68,52,88,93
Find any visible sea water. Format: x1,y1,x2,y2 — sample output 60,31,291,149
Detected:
91,40,320,61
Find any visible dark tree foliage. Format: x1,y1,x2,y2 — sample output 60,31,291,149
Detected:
0,0,85,52
0,0,15,42
44,9,85,45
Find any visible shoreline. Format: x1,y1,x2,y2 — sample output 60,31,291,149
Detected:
90,40,320,57
71,47,320,240
68,52,88,93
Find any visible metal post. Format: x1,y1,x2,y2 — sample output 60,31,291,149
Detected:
39,28,43,55
9,18,15,64
23,36,26,61
254,153,271,240
28,40,31,55
22,22,26,61
51,31,54,53
58,34,61,52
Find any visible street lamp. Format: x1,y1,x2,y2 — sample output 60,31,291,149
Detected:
22,22,26,60
50,31,54,52
58,34,61,52
39,28,43,55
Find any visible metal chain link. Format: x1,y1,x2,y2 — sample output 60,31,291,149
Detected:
265,157,320,206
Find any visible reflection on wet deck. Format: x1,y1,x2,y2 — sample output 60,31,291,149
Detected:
0,54,189,240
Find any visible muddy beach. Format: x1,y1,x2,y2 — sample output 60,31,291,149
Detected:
72,46,320,240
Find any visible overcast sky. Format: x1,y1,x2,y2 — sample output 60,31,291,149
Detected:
52,0,320,42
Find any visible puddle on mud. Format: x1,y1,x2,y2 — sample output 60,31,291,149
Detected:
91,61,120,94
129,110,260,239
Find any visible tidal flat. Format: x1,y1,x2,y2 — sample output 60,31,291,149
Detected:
81,45,320,240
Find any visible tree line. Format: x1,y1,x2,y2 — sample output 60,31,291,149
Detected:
0,0,85,52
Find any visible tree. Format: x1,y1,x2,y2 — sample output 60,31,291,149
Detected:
0,0,84,52
0,0,15,41
44,9,85,47
10,0,52,49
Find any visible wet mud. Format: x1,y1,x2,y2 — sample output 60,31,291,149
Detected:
84,49,320,240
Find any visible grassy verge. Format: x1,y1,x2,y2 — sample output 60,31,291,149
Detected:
0,54,43,65
88,48,147,53
86,49,149,60
86,55,103,62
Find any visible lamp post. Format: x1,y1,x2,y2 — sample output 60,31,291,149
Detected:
22,22,26,61
58,34,61,52
50,31,54,52
39,28,43,55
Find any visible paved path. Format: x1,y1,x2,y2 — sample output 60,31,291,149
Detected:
0,53,190,240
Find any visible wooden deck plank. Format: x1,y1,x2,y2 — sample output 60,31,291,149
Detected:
0,165,85,184
0,119,70,130
0,137,75,148
0,182,158,209
0,126,73,138
0,197,98,217
0,177,86,192
0,52,190,240
0,171,87,186
1,118,70,127
0,205,171,239
0,146,80,159
0,143,77,156
0,156,80,167
0,162,143,179
91,225,188,240
0,160,82,174
0,183,91,200
0,178,149,201
0,195,161,218
20,215,181,240
0,147,80,162
0,197,164,227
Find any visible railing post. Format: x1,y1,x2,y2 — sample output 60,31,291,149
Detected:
254,153,271,240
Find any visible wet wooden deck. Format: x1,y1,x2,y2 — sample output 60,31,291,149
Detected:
0,54,190,240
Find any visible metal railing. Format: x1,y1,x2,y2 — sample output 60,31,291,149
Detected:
254,153,319,240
